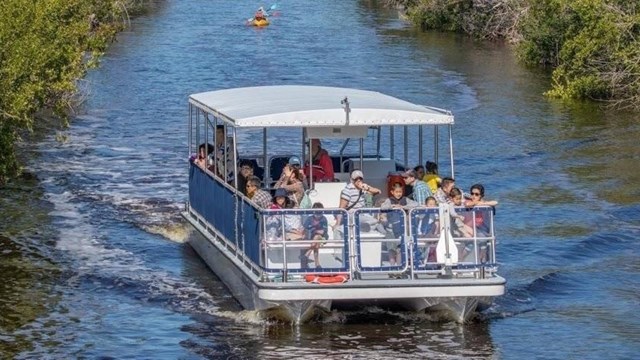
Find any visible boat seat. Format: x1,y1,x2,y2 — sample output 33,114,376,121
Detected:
308,182,346,209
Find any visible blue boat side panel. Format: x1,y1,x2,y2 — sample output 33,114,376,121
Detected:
189,163,262,265
239,198,261,264
189,163,235,241
189,164,210,221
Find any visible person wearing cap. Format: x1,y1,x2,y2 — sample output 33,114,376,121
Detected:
288,156,308,189
303,139,334,182
402,169,432,205
274,159,305,205
333,170,381,231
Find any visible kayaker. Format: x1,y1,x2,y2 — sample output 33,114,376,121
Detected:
254,7,267,21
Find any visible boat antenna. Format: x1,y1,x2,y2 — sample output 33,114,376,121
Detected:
341,96,350,125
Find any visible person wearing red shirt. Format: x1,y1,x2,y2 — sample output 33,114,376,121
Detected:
304,139,334,182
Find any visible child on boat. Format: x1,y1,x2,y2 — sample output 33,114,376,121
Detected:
301,202,329,268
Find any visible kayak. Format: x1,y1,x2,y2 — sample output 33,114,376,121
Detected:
252,18,269,27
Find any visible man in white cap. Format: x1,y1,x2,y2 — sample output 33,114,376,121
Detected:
333,170,381,233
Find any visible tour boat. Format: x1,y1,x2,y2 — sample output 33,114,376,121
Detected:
182,85,505,323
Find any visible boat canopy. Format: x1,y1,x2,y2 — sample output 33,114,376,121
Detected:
189,85,454,128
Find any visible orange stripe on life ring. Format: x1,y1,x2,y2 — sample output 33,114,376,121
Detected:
304,273,349,284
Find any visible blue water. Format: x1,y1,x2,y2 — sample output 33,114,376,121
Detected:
1,0,639,359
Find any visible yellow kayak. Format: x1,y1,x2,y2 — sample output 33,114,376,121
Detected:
252,18,269,27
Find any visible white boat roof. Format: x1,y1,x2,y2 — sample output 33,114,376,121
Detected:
189,85,454,128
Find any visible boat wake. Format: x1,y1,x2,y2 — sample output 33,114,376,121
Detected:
71,190,191,243
46,190,223,317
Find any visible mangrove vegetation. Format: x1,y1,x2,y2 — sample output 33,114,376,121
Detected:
393,0,640,110
0,0,157,185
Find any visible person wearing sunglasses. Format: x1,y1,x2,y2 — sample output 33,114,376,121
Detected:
465,184,498,207
464,183,498,262
245,176,272,209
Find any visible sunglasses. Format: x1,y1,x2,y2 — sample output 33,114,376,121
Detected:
471,192,481,196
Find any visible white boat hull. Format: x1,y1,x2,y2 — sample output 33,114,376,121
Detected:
184,210,504,323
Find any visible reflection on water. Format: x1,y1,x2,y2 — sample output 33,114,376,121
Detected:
180,313,496,359
0,177,62,357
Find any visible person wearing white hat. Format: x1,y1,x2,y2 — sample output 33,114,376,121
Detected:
332,170,381,233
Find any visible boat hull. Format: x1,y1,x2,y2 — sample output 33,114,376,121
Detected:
183,209,505,323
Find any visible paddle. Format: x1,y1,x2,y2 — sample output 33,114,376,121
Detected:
435,205,459,265
246,4,278,23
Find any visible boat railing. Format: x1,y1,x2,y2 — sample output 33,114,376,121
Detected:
188,164,497,282
260,208,350,279
409,206,497,276
255,204,497,281
353,208,409,277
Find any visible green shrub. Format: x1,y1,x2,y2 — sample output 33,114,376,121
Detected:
0,0,141,185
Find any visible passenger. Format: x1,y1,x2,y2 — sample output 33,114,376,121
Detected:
414,165,425,180
304,139,334,182
237,159,255,196
274,161,305,206
464,183,498,262
423,161,442,194
194,143,213,170
245,176,272,209
434,176,456,205
333,170,381,235
287,156,307,188
380,183,418,265
301,202,329,268
266,188,304,241
465,183,499,208
422,196,439,263
265,188,288,240
269,188,289,210
449,187,475,261
284,198,304,240
402,169,431,205
449,188,473,238
380,183,418,237
215,125,236,183
420,196,439,237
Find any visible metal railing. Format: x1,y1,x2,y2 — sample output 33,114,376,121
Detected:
188,166,497,283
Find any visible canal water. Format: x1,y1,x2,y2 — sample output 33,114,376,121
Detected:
2,0,639,358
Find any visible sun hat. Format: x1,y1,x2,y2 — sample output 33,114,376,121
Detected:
273,188,288,199
350,170,364,180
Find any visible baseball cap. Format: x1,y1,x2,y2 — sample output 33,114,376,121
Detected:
288,156,301,166
351,170,364,180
